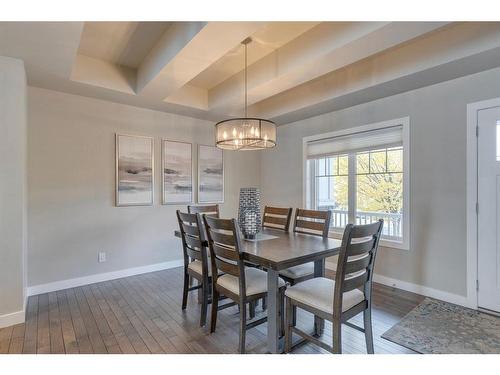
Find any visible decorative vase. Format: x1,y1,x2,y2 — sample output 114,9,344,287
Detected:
238,187,261,239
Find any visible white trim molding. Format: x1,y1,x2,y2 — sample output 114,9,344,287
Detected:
373,274,471,308
466,97,500,311
302,116,410,250
27,259,184,296
0,309,25,329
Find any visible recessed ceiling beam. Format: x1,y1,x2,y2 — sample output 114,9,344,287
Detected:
209,22,449,115
136,21,267,99
251,22,500,121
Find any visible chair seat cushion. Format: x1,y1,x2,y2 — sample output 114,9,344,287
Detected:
279,263,314,279
285,277,365,314
188,260,211,276
217,268,285,296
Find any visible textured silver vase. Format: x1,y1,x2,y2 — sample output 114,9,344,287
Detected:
238,187,261,239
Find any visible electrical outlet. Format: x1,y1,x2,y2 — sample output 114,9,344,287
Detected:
98,252,106,263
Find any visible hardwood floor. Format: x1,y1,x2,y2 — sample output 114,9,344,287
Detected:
0,267,425,354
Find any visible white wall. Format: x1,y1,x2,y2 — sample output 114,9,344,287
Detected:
260,66,500,299
24,66,500,306
0,56,27,326
27,87,260,288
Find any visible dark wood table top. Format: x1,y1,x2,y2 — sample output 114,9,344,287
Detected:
174,228,341,271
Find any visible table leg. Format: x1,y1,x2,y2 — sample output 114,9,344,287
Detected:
314,259,326,336
267,268,281,353
197,280,203,304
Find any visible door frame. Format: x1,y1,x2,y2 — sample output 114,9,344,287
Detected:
466,97,500,310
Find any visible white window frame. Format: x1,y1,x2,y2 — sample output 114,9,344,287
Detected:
302,117,410,250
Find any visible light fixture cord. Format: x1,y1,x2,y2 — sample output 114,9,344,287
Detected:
244,41,247,118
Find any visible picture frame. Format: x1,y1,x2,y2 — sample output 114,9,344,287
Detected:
161,140,193,205
115,133,154,206
197,144,224,203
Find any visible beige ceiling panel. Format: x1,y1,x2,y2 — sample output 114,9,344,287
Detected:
78,22,171,69
71,54,136,94
189,22,319,90
164,84,208,110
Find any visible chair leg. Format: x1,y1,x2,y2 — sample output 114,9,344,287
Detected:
332,318,342,354
249,301,256,319
182,271,189,310
292,305,297,327
262,296,267,311
239,301,247,354
210,290,219,333
284,297,293,353
200,281,208,327
363,308,374,354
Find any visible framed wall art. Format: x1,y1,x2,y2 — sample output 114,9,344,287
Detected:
162,140,193,204
115,134,154,206
198,144,224,203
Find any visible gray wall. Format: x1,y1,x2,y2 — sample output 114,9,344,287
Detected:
27,87,260,287
0,56,27,318
261,66,500,297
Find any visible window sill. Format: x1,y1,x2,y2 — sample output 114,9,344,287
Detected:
328,230,409,251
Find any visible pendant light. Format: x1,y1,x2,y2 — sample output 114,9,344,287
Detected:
215,38,277,150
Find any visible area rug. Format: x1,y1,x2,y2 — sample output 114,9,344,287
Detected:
381,297,500,354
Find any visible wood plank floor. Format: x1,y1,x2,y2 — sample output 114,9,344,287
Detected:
0,267,425,354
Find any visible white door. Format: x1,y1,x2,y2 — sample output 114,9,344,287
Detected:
478,106,500,313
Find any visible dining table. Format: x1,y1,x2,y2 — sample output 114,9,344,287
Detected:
174,227,341,353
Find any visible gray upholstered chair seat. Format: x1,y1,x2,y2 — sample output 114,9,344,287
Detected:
279,263,314,279
217,268,285,296
285,277,365,314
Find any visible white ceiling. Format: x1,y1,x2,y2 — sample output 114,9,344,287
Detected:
2,21,500,124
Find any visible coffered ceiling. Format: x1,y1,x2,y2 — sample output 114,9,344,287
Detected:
2,21,500,124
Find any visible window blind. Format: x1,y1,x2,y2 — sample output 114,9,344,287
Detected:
306,125,403,159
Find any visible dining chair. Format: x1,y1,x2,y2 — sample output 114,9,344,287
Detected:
284,220,384,354
203,215,286,353
176,210,212,327
279,209,332,285
262,206,293,232
187,204,219,217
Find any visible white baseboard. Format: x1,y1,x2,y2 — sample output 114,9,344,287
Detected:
0,309,25,329
27,259,184,296
373,273,471,308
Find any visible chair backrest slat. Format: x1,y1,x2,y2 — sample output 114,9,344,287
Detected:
293,208,332,237
184,234,202,250
188,204,219,218
347,238,376,256
181,222,200,237
262,206,293,232
214,256,239,277
210,231,236,247
351,221,382,238
203,215,248,294
343,254,371,275
333,220,383,317
342,271,369,293
185,246,202,261
176,210,209,275
212,242,239,262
